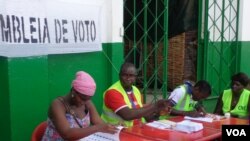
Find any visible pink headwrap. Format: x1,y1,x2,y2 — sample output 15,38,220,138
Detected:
72,71,96,96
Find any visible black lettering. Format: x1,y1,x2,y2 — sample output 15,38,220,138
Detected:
0,14,4,41
79,21,84,42
5,15,12,42
72,20,78,42
30,17,37,43
62,19,68,43
42,18,50,43
0,15,12,42
12,15,21,43
38,18,41,43
90,21,96,41
85,21,89,42
55,19,61,43
21,17,29,43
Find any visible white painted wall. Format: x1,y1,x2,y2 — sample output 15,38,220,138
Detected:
48,0,124,43
239,0,250,41
207,0,238,41
111,0,123,42
100,0,123,43
204,0,250,42
61,0,123,43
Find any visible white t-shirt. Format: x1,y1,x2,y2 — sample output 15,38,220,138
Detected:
168,87,186,105
168,83,196,107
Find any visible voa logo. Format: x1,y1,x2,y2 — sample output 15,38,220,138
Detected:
226,129,246,136
222,125,249,140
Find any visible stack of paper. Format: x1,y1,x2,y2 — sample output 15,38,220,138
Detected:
146,120,176,130
172,120,203,133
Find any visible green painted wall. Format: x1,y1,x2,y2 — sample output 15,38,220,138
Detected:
239,41,250,76
201,41,250,113
0,43,123,141
203,98,218,113
0,56,11,141
8,56,49,140
0,40,248,140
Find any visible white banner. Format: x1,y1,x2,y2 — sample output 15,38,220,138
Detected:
0,0,102,57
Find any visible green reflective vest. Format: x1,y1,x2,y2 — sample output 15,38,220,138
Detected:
222,89,250,118
101,81,145,127
173,85,197,111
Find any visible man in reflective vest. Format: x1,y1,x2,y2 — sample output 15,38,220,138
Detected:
168,80,211,117
101,62,173,127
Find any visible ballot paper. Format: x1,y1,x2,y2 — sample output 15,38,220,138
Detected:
146,120,177,130
184,113,225,123
184,116,214,122
79,126,124,141
172,120,203,133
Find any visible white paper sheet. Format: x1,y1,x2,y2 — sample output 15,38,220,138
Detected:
80,126,124,141
173,120,203,133
146,120,176,130
184,116,214,122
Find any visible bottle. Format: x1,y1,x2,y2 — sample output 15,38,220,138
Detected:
224,113,230,118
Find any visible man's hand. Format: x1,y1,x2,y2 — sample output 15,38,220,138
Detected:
186,111,206,117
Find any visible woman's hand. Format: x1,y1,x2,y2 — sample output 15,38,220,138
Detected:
98,123,119,134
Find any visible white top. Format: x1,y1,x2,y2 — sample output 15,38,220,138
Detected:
168,87,186,105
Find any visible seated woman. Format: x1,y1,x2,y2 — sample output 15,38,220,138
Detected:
214,72,250,119
42,71,117,141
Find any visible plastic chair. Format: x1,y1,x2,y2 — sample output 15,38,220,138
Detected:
31,121,47,141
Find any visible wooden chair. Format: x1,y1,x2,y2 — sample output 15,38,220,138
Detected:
31,121,47,141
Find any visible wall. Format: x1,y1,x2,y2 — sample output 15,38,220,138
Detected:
0,0,124,140
0,56,11,141
199,0,250,113
239,0,250,75
0,43,123,141
239,42,250,76
1,0,249,140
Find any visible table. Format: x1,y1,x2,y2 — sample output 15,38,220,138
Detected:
121,124,220,141
120,131,153,141
119,116,249,141
169,116,249,130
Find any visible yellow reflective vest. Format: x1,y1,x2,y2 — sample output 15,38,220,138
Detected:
222,89,250,118
101,81,146,127
173,85,197,111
